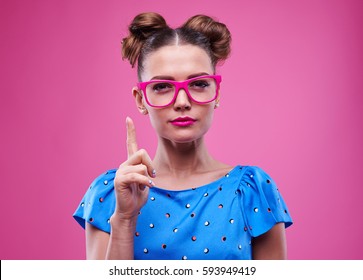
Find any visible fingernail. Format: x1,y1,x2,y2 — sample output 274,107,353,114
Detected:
148,179,155,186
151,169,156,178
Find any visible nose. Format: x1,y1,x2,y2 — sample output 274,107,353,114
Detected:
173,88,191,111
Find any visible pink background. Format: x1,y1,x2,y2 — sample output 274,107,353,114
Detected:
1,0,362,260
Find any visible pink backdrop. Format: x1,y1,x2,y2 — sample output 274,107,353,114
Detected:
1,0,362,260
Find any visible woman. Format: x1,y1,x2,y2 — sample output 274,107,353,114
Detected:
74,12,292,260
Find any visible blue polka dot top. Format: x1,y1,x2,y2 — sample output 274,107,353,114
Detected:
73,165,293,260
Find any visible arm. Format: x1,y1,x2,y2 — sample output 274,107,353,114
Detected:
252,223,287,260
85,217,137,260
85,117,154,260
85,223,110,259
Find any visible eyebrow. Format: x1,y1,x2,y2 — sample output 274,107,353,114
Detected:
150,72,211,81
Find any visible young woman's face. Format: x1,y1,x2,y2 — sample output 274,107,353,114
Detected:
136,44,218,144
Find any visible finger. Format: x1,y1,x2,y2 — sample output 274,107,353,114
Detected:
126,116,138,158
118,164,149,178
115,172,155,189
121,149,156,178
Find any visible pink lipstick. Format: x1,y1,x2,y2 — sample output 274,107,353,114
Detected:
170,116,196,127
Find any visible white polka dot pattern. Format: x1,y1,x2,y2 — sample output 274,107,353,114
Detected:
73,165,293,259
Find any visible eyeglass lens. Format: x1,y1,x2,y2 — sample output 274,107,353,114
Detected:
145,77,217,107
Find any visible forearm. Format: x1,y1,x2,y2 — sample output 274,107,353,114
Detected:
106,215,137,260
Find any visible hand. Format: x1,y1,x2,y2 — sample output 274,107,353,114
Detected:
112,117,155,221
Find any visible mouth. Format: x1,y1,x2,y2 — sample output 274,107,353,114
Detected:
170,116,196,127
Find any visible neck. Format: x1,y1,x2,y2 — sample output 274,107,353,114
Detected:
153,136,216,177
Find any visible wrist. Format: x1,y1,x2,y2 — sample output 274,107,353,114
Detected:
110,213,137,230
106,215,136,260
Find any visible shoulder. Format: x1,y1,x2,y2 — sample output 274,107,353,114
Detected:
240,165,273,180
86,169,117,208
91,169,118,187
238,165,281,198
87,169,118,201
237,165,278,190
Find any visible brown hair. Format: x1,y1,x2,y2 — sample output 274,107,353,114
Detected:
121,12,232,80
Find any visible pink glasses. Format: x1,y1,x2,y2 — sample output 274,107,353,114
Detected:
137,75,221,108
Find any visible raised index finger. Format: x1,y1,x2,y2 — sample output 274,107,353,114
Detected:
126,116,138,158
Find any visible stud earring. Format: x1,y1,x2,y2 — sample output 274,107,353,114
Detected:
141,108,148,115
214,103,220,109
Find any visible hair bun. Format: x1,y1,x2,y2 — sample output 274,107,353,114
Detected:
182,15,231,63
122,13,169,67
129,13,168,39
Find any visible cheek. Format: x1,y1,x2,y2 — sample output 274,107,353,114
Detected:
203,107,215,129
147,109,164,131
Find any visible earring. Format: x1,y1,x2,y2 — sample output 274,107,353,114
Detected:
214,103,220,109
141,108,148,115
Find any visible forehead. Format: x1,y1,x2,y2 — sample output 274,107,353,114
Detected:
141,44,214,81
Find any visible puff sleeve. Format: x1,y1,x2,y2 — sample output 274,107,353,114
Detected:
238,166,293,237
73,169,117,233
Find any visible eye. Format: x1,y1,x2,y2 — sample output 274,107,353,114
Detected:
189,79,210,90
151,82,174,93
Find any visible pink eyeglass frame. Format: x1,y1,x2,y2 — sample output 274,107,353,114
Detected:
137,75,222,108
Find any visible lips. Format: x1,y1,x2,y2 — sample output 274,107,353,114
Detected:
170,116,196,127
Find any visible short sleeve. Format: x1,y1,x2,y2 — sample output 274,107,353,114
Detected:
238,166,293,237
73,169,117,233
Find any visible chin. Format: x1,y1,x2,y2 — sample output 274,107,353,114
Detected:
172,137,200,144
163,130,208,144
156,121,212,144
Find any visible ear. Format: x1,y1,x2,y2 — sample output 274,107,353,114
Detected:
132,86,148,115
214,90,220,109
